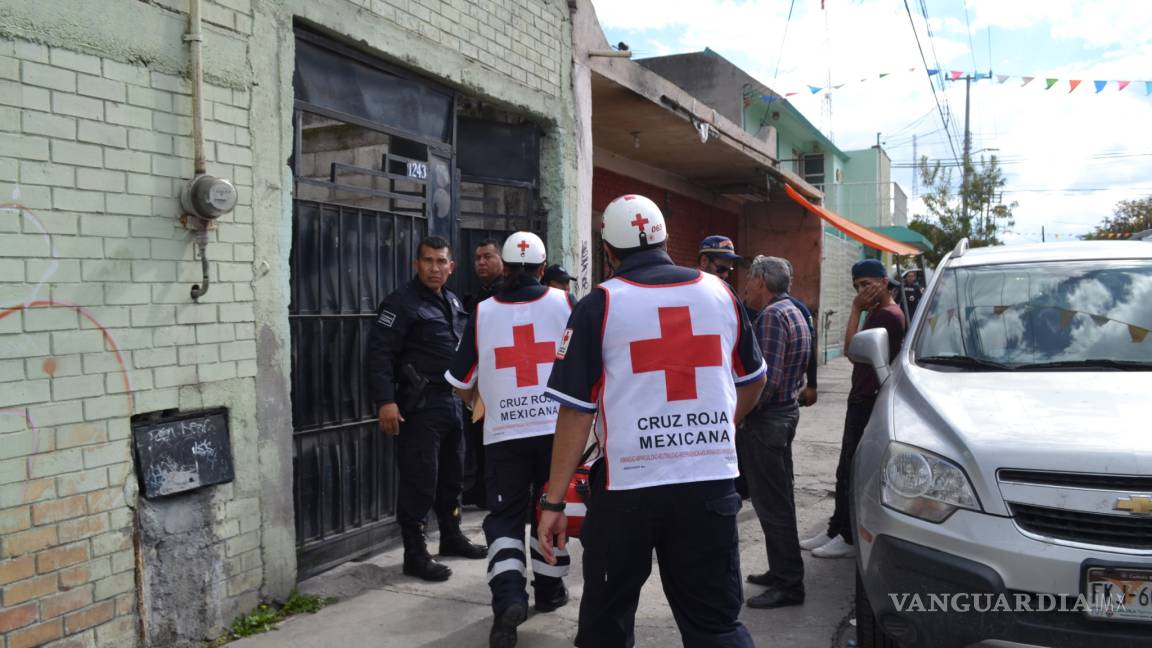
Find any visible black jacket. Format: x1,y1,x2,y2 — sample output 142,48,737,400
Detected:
366,277,468,405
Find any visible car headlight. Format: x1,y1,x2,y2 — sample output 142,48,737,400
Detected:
882,442,981,523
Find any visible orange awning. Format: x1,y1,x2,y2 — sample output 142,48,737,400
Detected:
784,184,923,256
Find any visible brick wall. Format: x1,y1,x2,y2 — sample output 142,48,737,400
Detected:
592,167,740,267
818,231,862,360
0,34,259,647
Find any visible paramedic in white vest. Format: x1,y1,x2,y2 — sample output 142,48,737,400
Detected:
446,232,575,648
538,195,767,648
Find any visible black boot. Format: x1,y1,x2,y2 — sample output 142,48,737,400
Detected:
439,525,488,559
534,584,569,613
401,525,452,582
489,603,527,648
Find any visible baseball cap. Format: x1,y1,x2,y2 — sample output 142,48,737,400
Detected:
699,235,742,261
542,264,574,284
852,259,899,287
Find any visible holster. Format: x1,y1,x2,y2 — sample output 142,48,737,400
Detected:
400,364,429,413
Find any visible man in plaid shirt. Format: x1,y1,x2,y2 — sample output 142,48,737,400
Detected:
740,255,813,610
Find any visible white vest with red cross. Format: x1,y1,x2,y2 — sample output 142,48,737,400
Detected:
475,288,571,445
596,273,745,490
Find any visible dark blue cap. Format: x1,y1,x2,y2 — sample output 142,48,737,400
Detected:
852,259,899,287
699,235,741,260
542,264,574,284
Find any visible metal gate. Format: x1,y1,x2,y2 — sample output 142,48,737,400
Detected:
289,32,544,578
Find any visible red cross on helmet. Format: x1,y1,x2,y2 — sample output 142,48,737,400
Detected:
501,231,547,264
602,194,668,250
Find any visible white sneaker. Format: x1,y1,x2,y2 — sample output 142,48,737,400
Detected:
799,531,834,551
811,535,856,559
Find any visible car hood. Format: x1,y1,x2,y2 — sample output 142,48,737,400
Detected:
891,364,1152,479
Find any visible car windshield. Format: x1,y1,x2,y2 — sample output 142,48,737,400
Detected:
914,259,1152,369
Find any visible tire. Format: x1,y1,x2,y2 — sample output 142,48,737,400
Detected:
856,569,904,648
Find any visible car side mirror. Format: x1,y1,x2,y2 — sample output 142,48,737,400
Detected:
847,328,891,385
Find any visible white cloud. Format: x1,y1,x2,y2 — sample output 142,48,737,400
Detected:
591,0,1152,243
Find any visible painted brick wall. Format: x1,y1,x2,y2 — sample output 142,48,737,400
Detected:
592,167,740,267
819,231,862,360
0,34,259,647
365,0,568,96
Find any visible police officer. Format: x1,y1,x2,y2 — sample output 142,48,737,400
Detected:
447,232,575,648
538,195,768,648
366,235,487,582
463,238,505,507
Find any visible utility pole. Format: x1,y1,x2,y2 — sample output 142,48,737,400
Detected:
876,131,882,227
1042,226,1046,243
912,134,918,199
960,75,972,228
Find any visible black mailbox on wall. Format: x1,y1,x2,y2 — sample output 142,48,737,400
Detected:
132,408,235,498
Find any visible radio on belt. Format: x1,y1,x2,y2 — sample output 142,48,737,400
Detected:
180,174,238,220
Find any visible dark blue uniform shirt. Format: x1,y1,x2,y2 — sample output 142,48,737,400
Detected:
366,276,468,405
545,248,765,413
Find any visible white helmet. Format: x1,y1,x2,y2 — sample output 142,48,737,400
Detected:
501,231,547,265
602,194,667,250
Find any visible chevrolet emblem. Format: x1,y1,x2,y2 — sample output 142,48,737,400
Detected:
1114,495,1152,516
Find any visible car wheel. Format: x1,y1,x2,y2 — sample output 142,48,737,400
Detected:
856,569,904,648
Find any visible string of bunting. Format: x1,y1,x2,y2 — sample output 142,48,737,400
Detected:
926,305,1150,344
743,68,1152,105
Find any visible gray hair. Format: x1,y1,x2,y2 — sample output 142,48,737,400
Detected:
748,255,792,294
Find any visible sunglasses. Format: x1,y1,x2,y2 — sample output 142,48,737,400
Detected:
714,265,732,275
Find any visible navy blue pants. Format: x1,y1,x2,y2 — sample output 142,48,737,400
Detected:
575,464,754,648
483,435,568,615
396,394,464,542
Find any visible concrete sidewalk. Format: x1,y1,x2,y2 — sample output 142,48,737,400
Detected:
232,358,858,648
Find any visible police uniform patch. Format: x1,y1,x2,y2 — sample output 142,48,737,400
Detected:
556,328,573,359
377,309,397,327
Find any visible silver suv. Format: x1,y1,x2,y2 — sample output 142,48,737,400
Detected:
849,240,1152,648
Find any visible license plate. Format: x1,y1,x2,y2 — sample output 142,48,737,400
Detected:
1084,566,1152,623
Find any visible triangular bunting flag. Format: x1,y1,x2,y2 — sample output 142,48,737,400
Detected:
1069,80,1082,92
1045,78,1058,90
1129,325,1149,343
833,84,845,89
879,73,890,78
927,69,939,76
992,306,1009,315
928,316,938,333
996,75,1009,84
1118,80,1131,91
1091,315,1109,327
761,95,779,103
1059,309,1076,330
785,92,798,97
950,70,964,80
1094,80,1107,93
1146,81,1152,96
808,85,823,94
947,308,957,323
1022,76,1035,86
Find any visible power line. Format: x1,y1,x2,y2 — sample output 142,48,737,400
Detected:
918,0,964,157
961,0,978,72
772,0,797,83
902,0,961,165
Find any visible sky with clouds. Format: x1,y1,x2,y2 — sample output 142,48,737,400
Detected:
591,0,1152,244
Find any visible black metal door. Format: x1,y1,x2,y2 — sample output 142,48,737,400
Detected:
290,32,456,578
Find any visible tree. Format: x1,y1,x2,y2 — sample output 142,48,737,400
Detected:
910,154,1017,266
1082,196,1152,240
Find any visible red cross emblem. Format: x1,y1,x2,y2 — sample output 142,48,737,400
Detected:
495,324,557,387
630,306,722,401
517,239,530,254
630,213,649,233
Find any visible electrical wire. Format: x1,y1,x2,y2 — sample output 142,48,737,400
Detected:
902,0,962,166
773,0,797,83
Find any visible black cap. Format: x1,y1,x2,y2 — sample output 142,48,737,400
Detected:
542,264,575,284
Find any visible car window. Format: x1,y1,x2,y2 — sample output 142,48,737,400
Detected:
914,260,1152,368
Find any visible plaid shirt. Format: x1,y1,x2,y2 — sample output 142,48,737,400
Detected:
753,294,813,405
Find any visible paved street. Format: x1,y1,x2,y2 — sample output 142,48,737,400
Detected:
233,358,858,648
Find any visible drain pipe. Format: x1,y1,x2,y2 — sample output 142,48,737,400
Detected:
181,0,237,301
187,0,206,176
